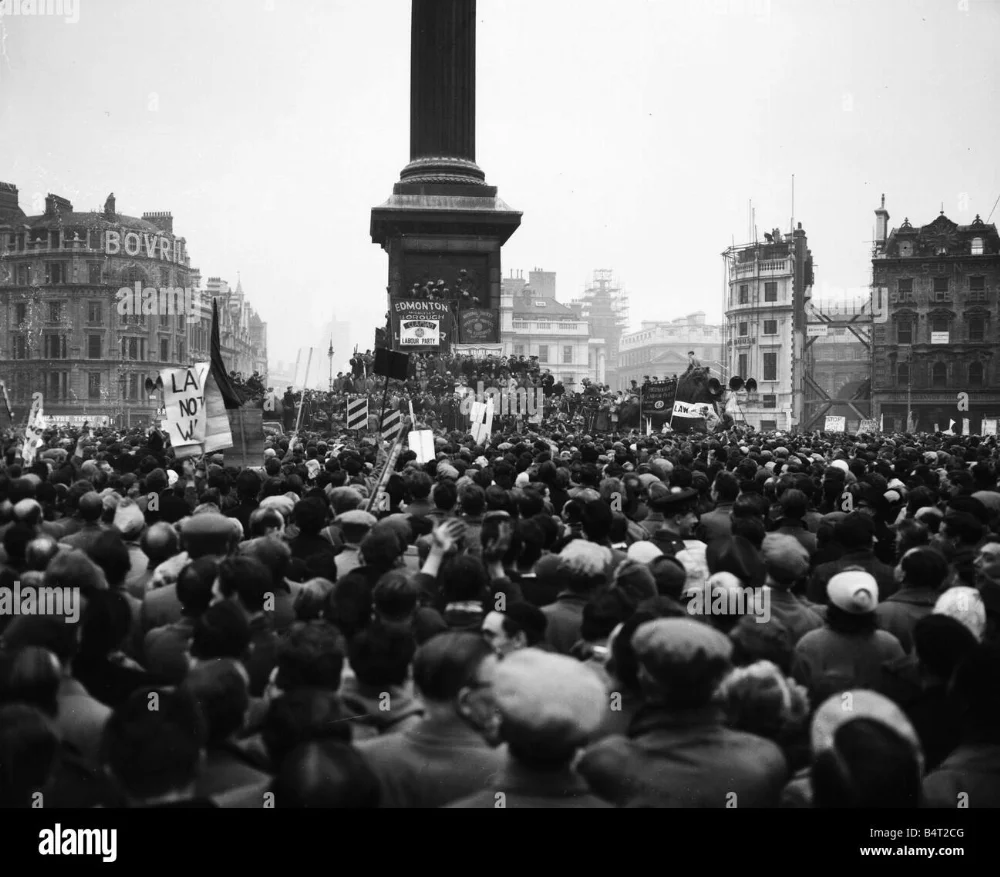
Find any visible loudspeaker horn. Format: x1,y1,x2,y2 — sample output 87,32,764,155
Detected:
745,378,758,393
707,378,723,397
729,376,745,392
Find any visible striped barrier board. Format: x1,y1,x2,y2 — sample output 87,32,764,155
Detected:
347,398,369,431
381,409,402,442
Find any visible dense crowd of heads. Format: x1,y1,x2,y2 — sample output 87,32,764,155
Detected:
0,417,998,808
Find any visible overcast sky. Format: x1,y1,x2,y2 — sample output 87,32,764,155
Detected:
1,0,998,369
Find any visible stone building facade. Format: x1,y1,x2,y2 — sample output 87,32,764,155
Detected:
0,183,267,425
871,201,1000,434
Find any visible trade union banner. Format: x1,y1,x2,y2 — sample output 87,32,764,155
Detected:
391,299,452,350
459,308,499,344
641,382,674,417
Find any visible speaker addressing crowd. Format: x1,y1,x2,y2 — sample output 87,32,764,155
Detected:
0,382,999,810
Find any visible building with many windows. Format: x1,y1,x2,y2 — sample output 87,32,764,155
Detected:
871,199,1000,433
500,270,606,390
0,183,267,426
618,313,723,391
722,224,814,431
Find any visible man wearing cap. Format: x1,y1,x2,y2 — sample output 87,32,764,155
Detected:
141,515,238,633
113,499,149,598
793,569,905,702
448,650,612,808
335,509,378,580
578,618,787,807
649,487,700,558
760,534,824,644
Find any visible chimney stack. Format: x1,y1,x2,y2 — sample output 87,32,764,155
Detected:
0,182,21,216
45,194,73,217
142,212,174,234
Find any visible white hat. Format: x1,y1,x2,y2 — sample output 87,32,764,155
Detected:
827,570,878,614
627,541,664,564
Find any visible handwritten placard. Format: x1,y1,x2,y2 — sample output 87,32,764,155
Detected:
160,363,209,449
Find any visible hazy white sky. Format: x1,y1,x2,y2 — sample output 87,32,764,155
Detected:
1,0,998,367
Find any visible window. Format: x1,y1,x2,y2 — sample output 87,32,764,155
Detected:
738,354,748,377
971,237,984,256
14,303,26,325
43,335,67,359
763,320,778,335
178,313,186,330
762,394,777,409
177,341,185,363
48,371,69,402
898,321,913,345
13,336,28,360
563,345,572,364
88,373,101,400
763,352,777,381
88,301,103,324
970,317,985,343
121,337,145,360
45,262,67,284
932,316,949,334
898,278,913,299
88,262,102,284
969,276,986,301
933,277,949,301
88,335,102,359
764,282,777,302
48,301,62,323
739,322,748,336
738,285,748,304
969,362,984,387
513,344,524,358
760,420,777,432
16,264,29,286
538,346,548,363
932,362,947,388
160,311,170,328
896,363,909,386
160,338,169,361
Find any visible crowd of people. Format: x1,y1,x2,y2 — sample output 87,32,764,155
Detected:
283,352,627,434
0,413,998,809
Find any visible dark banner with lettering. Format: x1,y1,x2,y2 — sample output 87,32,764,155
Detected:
390,299,454,351
459,308,499,344
641,382,674,417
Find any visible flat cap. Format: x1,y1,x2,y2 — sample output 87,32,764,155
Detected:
181,513,234,538
492,649,608,744
338,509,377,528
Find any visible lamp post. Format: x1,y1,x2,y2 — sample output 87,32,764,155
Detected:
328,339,334,393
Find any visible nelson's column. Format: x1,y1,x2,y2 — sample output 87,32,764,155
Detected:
370,0,521,355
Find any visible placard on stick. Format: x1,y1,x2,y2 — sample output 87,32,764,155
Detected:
408,430,435,464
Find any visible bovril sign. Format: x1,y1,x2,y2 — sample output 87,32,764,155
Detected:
105,230,186,263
